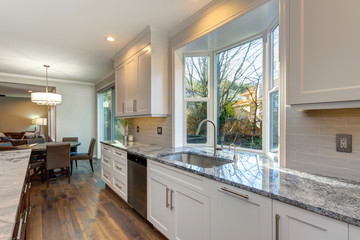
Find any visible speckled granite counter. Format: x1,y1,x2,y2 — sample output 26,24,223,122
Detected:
101,140,360,227
0,150,31,240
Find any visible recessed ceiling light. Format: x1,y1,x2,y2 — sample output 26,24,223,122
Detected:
106,36,116,42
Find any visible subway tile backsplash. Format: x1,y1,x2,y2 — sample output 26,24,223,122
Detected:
128,117,172,147
286,106,360,182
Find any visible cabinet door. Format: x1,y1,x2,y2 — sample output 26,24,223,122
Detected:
115,64,126,116
288,0,360,105
125,57,138,115
136,47,151,115
211,183,272,240
349,225,360,240
147,172,173,239
172,182,210,240
273,201,348,240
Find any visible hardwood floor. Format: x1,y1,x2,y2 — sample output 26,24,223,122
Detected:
27,159,167,240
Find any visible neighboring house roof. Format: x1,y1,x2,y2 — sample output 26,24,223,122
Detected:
232,87,261,107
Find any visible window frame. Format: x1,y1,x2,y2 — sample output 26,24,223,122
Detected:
182,22,280,156
183,53,211,147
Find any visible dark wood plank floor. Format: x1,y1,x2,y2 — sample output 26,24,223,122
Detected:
27,158,167,240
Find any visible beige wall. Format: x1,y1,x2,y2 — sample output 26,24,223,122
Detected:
0,97,48,136
128,117,172,147
286,107,360,182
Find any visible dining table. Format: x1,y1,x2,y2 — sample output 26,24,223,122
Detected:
17,141,81,151
18,141,81,180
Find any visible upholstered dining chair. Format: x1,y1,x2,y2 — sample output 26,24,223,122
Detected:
46,143,71,187
62,137,79,167
70,138,96,173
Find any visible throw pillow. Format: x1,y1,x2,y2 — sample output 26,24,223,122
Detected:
0,132,6,138
24,132,36,139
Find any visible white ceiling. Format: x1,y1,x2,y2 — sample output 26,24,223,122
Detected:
0,0,214,83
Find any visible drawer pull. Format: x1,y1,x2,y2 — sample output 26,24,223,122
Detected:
23,183,28,194
170,189,174,210
104,173,109,179
104,158,109,163
23,210,28,224
115,183,122,189
220,187,249,199
103,146,110,151
16,215,24,240
166,187,169,208
275,214,280,240
115,166,122,171
115,151,124,156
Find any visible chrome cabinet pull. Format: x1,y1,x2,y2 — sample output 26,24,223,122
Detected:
122,102,125,113
133,99,137,111
275,214,280,240
170,189,174,210
166,187,170,208
16,215,24,240
220,187,249,199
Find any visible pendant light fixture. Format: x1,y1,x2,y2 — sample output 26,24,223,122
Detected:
31,65,62,105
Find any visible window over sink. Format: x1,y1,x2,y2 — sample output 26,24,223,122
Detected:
182,21,280,155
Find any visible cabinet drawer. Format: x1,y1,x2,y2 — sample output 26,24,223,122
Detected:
101,144,112,154
112,148,127,159
101,163,112,185
113,159,127,178
101,153,112,168
148,160,210,196
113,175,127,201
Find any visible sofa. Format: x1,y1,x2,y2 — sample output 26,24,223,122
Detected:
0,131,46,145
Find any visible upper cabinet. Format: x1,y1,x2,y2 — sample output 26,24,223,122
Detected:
113,26,168,117
284,0,360,109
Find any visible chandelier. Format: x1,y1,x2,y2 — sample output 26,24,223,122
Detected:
31,65,62,105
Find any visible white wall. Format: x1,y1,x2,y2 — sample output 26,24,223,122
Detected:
0,73,96,153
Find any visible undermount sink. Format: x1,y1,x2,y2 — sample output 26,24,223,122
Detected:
161,153,231,168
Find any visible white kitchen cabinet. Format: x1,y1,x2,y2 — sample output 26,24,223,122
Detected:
114,64,126,116
100,144,128,202
273,200,348,240
148,171,173,239
284,0,360,109
349,224,360,240
147,160,210,240
113,26,168,117
210,181,272,240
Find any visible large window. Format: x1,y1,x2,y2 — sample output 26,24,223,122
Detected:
99,87,122,141
216,38,263,150
184,56,209,144
184,24,280,154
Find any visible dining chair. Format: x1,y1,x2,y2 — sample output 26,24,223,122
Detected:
70,138,96,173
62,137,79,167
46,143,71,187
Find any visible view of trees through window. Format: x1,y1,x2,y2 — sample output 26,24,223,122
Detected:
216,38,263,150
100,88,123,141
185,37,264,150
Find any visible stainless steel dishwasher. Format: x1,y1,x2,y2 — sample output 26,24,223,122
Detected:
127,153,147,219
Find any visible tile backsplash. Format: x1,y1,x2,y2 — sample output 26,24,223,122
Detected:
128,117,172,147
286,107,360,182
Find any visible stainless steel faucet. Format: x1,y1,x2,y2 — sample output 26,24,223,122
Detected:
229,143,238,161
196,119,220,156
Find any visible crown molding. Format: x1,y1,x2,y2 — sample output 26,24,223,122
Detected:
0,72,95,86
95,70,115,85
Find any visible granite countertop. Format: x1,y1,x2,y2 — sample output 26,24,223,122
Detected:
0,150,31,240
101,140,360,227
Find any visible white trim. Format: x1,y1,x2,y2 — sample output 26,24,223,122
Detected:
0,72,95,86
95,70,115,85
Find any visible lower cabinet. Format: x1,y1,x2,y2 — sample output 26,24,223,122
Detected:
273,200,348,240
147,161,210,240
210,182,272,240
349,224,360,240
100,144,127,202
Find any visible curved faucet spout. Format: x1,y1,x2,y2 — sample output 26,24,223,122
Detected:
195,119,218,156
